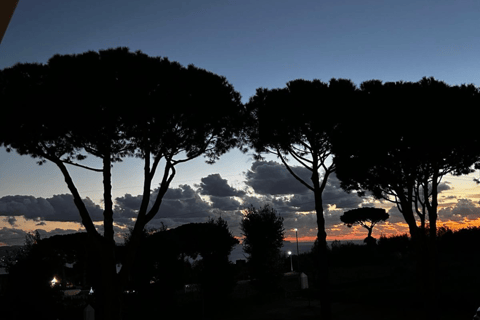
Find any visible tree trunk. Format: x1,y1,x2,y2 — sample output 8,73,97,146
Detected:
311,168,331,320
98,241,123,320
426,170,439,320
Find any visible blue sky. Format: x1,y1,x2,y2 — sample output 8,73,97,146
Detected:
1,0,480,246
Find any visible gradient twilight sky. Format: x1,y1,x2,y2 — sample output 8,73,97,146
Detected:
1,0,480,246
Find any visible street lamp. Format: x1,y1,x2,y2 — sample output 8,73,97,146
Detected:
288,251,293,272
294,228,300,271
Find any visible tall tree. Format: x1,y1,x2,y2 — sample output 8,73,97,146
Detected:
332,77,480,319
245,78,358,319
240,204,285,293
0,47,247,320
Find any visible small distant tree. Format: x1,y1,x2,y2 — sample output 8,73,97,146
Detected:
240,204,285,293
340,207,389,245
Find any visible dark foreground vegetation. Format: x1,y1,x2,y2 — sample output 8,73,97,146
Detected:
1,226,479,320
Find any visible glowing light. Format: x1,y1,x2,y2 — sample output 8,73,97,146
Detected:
50,277,58,287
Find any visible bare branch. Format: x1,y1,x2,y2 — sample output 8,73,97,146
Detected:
277,149,314,191
148,154,163,181
137,148,152,220
298,139,313,153
288,149,314,171
47,157,100,238
144,160,176,223
171,151,205,165
61,159,103,172
291,144,312,160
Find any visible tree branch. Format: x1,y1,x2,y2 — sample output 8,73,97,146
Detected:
83,145,103,158
144,159,177,224
318,164,334,193
137,147,152,221
298,139,313,153
277,148,314,191
288,149,314,171
291,144,313,161
49,157,100,238
148,154,163,181
61,159,103,172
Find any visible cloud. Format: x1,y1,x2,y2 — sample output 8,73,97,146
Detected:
441,195,457,200
196,174,245,197
114,184,213,228
244,162,364,210
318,173,364,209
438,181,452,193
3,216,17,226
209,196,242,211
438,198,480,222
386,205,406,224
382,197,480,228
244,161,312,195
0,194,104,222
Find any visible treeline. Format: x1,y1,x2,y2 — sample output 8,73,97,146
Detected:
2,46,480,319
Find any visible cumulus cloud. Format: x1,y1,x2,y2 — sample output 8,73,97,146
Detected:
245,161,312,195
438,198,480,222
244,162,364,210
0,194,104,222
386,205,406,224
196,174,245,197
438,181,452,193
209,196,242,211
114,184,213,227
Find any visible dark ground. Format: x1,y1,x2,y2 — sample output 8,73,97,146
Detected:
2,231,480,320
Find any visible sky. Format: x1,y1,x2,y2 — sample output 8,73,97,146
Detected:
1,0,480,247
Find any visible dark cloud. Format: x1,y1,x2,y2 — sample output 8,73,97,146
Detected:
245,161,312,195
244,162,364,212
114,184,213,227
384,197,480,226
386,205,406,224
0,194,104,222
209,196,242,211
163,184,197,200
287,193,315,211
196,174,245,197
322,174,364,209
3,216,17,226
438,198,480,222
438,181,452,193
